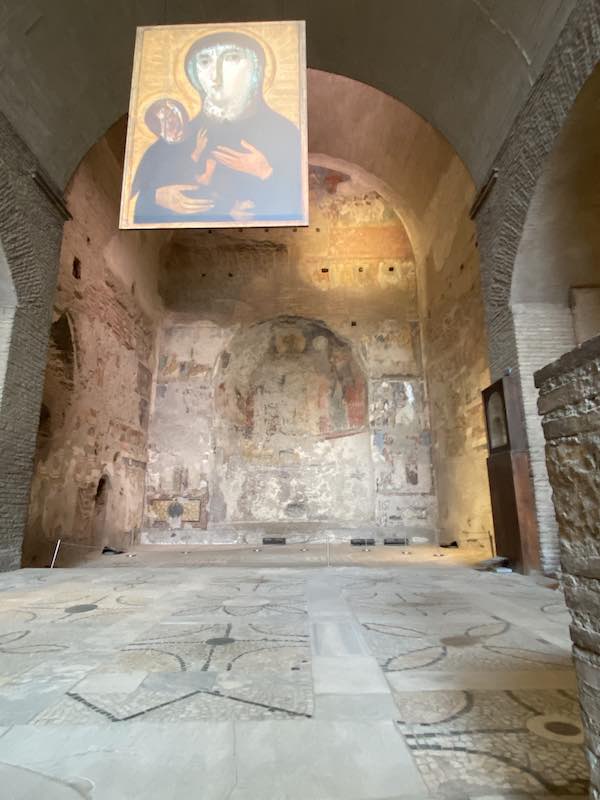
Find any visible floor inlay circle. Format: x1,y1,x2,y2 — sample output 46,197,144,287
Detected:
527,714,584,743
545,720,581,736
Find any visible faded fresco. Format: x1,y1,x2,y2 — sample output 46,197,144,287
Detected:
120,21,308,229
143,164,436,540
212,317,371,523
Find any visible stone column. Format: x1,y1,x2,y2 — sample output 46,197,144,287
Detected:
535,335,600,798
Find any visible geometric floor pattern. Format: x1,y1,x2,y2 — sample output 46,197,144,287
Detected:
0,558,589,798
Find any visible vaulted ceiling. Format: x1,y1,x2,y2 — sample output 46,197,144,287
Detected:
0,0,575,188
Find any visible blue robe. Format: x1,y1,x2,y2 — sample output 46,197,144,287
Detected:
132,101,303,225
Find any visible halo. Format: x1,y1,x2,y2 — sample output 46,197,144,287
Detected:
175,26,277,104
139,92,191,121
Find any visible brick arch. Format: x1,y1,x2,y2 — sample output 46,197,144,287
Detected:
478,0,600,374
475,0,600,573
0,118,64,570
508,62,600,574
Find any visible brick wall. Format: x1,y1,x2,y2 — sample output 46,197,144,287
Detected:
0,113,64,570
22,124,164,565
513,303,576,571
476,0,600,572
535,335,600,798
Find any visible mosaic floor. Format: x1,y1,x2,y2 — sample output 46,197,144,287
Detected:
0,561,588,799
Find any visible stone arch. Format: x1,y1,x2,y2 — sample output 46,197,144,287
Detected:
212,316,372,525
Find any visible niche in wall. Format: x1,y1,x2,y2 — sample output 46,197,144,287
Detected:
212,316,370,523
34,312,76,461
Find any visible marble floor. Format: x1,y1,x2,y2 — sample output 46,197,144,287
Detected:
0,557,588,799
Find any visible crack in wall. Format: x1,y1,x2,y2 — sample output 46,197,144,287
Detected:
471,0,534,84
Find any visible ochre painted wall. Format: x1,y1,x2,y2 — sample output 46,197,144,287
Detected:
417,158,493,549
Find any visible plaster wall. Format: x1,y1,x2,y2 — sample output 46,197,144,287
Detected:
22,122,166,565
417,158,492,549
144,164,436,541
212,317,372,526
17,72,494,557
308,73,493,551
572,288,600,346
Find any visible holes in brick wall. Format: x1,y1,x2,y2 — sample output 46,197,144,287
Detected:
321,268,329,274
38,403,51,440
228,272,234,278
49,314,76,384
351,321,357,327
72,257,81,280
33,313,77,466
388,266,395,272
358,266,364,273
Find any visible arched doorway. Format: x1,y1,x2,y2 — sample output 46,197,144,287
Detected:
510,63,600,573
511,63,600,794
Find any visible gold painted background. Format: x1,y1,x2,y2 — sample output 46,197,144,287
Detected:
120,21,304,227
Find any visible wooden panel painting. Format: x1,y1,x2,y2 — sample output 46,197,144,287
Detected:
119,21,308,229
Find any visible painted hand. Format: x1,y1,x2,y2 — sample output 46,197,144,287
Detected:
191,129,208,163
212,140,273,180
196,158,217,186
155,185,215,215
230,200,256,221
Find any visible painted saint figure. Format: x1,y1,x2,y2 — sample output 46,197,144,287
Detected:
144,98,189,144
131,31,302,224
